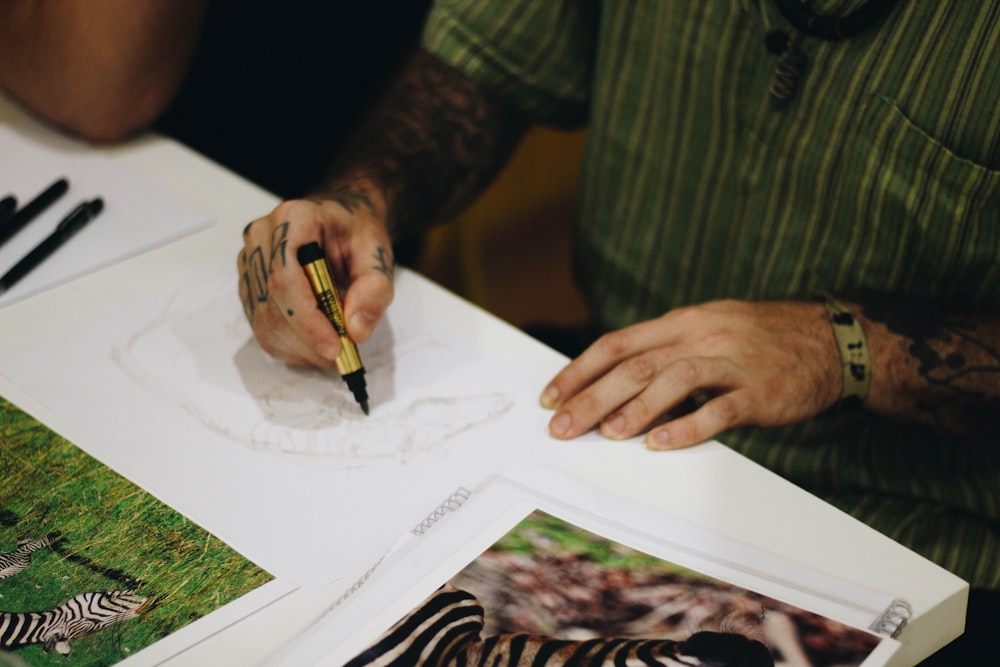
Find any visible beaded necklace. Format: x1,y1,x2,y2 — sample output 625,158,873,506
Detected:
766,0,903,110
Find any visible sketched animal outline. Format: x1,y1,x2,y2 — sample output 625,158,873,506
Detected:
111,280,517,466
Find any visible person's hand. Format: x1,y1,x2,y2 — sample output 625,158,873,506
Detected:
539,300,843,449
238,195,395,368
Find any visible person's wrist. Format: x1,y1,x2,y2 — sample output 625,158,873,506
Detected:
312,176,391,224
822,296,872,408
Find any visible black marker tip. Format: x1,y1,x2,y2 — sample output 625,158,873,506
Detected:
342,370,370,416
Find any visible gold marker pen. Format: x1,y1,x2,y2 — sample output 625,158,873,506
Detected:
297,242,370,415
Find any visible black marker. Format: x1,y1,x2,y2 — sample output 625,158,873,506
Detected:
0,195,16,226
0,198,104,297
0,177,69,248
297,242,370,415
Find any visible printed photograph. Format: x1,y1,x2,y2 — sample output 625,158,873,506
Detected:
346,509,882,667
0,397,274,667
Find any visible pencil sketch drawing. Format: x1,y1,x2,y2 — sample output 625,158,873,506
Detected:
110,275,516,466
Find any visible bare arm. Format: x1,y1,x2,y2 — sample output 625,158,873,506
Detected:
0,0,207,142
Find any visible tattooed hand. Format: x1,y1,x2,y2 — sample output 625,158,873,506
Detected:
237,49,521,368
238,187,395,368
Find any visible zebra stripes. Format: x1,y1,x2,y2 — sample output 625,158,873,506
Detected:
0,537,51,579
346,586,483,667
0,590,150,655
345,585,774,667
465,632,774,666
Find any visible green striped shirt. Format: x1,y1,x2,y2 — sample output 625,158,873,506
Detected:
423,1,1000,587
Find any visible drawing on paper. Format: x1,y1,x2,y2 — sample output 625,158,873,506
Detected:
0,397,273,666
110,275,516,466
346,510,882,667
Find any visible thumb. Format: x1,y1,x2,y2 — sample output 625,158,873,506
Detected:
342,268,394,343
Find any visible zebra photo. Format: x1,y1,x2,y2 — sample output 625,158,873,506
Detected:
0,589,150,656
344,510,882,667
0,535,151,658
2,395,274,666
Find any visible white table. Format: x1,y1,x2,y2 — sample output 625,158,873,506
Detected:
0,92,966,666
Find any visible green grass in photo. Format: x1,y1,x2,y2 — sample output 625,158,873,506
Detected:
0,397,273,666
495,510,704,578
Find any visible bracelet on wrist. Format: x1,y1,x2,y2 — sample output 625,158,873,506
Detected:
823,296,871,407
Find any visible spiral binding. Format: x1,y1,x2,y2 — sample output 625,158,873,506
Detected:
869,598,912,638
315,487,475,619
412,487,472,535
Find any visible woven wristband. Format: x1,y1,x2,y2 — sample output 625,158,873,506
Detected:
824,297,871,406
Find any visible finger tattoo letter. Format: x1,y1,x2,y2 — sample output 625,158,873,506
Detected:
268,222,290,273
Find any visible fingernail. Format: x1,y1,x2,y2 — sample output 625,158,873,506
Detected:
550,412,572,438
540,385,560,408
349,311,376,337
647,429,671,450
602,414,625,439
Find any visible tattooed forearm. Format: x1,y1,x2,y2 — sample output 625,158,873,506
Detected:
322,49,526,238
858,297,1000,442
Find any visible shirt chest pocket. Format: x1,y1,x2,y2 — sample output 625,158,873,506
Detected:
853,93,1000,304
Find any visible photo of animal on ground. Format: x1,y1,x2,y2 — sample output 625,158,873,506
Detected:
0,397,273,666
346,510,882,667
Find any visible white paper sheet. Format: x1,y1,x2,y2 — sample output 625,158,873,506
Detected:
0,126,212,306
0,267,605,587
